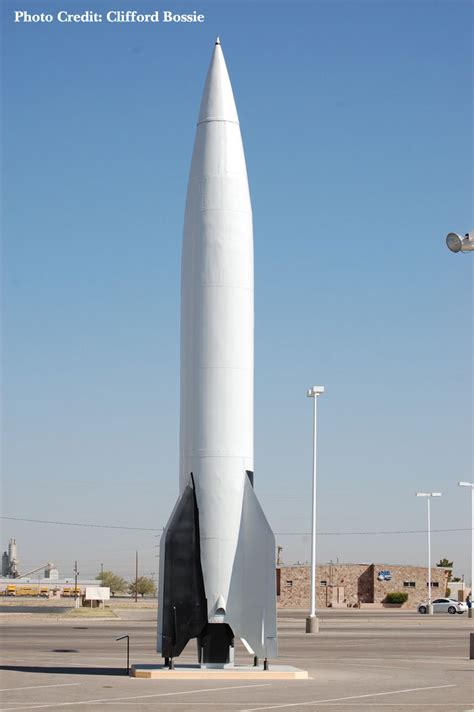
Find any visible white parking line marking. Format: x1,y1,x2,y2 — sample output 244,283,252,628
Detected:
0,684,80,693
239,684,456,711
98,704,474,707
337,657,465,665
0,683,271,711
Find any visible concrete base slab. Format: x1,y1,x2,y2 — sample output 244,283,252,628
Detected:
131,663,308,680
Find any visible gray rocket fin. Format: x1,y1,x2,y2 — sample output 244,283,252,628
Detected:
225,476,278,659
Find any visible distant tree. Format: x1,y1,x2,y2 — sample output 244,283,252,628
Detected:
128,576,157,598
436,558,453,568
436,559,453,582
95,571,127,596
452,576,462,582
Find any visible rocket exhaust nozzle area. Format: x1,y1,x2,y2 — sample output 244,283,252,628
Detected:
215,595,227,616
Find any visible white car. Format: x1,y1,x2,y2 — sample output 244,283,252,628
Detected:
417,598,468,614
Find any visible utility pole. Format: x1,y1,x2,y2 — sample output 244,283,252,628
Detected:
135,551,138,603
100,563,104,584
74,560,79,609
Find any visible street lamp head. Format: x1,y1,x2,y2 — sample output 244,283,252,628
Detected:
446,231,474,253
431,493,442,497
459,481,474,488
416,492,441,498
307,386,325,398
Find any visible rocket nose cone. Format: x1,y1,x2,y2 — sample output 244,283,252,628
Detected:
197,42,239,124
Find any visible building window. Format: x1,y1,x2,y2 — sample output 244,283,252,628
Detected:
286,580,293,588
426,582,439,587
320,581,327,587
403,582,416,588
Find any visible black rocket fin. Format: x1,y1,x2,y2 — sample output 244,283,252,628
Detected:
159,478,208,658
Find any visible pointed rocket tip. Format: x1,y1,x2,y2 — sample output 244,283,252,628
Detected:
197,35,238,125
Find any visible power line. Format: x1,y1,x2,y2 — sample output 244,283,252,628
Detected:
275,528,471,536
1,516,159,532
1,515,470,537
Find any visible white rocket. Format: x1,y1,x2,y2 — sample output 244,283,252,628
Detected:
157,39,277,666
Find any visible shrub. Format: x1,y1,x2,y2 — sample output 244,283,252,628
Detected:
385,592,409,604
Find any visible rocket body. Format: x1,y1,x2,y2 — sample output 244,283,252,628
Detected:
158,41,277,664
180,41,254,619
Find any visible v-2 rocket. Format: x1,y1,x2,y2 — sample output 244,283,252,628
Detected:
157,39,277,667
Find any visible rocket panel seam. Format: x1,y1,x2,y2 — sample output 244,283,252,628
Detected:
197,285,253,292
197,119,240,126
197,209,251,215
183,453,253,457
185,454,253,459
197,366,253,370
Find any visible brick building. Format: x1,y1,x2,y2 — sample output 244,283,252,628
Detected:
276,563,450,609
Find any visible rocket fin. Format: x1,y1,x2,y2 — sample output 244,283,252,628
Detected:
225,476,278,659
157,480,208,658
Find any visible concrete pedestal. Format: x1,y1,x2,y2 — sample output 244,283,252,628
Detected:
428,604,434,615
131,664,308,680
468,607,472,619
305,616,319,633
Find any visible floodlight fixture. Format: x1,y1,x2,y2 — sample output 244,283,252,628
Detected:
446,231,474,253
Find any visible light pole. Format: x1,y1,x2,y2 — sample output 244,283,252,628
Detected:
416,492,441,614
306,385,324,634
458,482,474,618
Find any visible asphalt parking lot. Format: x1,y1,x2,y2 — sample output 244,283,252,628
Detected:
0,608,472,711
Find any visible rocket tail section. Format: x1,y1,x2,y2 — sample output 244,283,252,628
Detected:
157,478,208,658
157,474,278,661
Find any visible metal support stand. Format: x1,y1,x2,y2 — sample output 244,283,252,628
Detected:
199,623,234,667
115,635,130,675
253,656,259,667
263,658,269,671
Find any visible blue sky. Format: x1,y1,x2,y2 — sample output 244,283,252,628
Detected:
1,0,472,583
